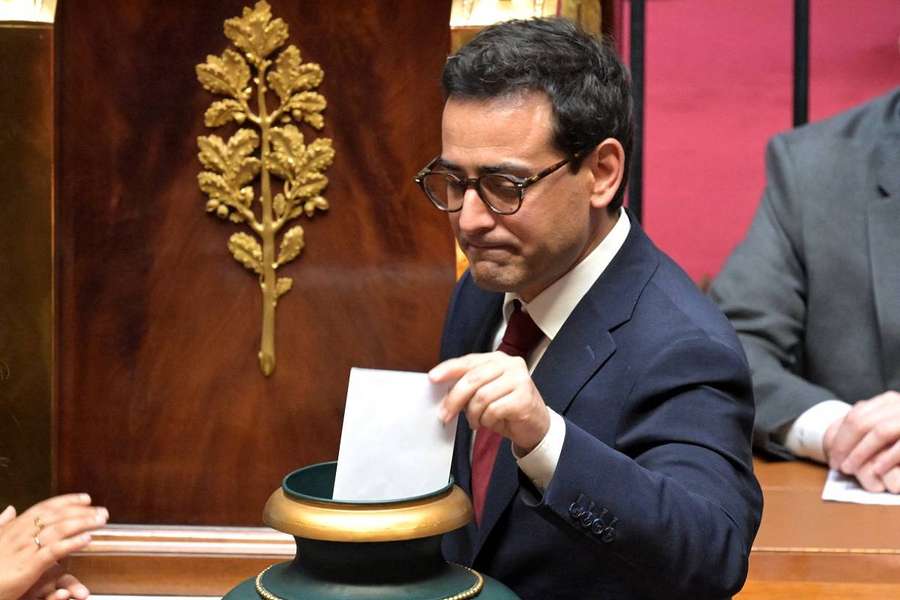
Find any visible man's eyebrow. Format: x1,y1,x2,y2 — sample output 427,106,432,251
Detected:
434,158,462,171
481,162,530,176
435,158,530,175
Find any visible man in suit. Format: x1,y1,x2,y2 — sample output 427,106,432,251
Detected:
419,19,762,599
711,88,900,493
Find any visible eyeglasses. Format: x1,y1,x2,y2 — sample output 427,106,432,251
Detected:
414,155,576,215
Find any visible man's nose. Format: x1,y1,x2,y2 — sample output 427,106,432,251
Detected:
456,186,495,233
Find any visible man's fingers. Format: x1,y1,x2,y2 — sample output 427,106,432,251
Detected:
840,422,900,474
429,354,488,382
479,392,519,432
432,352,545,450
483,392,550,453
829,403,877,469
873,439,900,477
836,395,900,472
464,374,516,430
437,355,507,422
854,462,885,493
869,390,900,407
883,467,900,495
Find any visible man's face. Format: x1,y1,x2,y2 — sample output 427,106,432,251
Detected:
440,92,602,301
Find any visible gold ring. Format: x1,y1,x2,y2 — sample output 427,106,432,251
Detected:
34,516,44,531
33,535,42,549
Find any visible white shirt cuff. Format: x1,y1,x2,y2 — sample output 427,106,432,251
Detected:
513,408,565,491
781,400,852,463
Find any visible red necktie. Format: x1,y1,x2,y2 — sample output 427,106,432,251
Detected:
470,300,544,525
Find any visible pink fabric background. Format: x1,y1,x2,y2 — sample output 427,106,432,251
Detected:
618,1,900,281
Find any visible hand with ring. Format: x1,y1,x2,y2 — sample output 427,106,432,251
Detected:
0,494,109,600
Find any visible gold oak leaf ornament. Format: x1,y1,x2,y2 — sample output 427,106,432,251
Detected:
196,1,334,376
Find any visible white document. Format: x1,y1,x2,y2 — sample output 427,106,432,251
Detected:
332,368,457,502
821,469,900,505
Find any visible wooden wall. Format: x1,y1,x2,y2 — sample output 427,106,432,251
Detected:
0,23,54,511
55,1,454,525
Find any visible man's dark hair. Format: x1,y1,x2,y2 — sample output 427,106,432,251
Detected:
442,18,633,212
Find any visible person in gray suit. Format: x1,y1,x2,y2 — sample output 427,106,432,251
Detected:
711,87,900,493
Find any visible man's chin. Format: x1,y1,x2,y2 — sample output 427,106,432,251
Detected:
468,263,521,293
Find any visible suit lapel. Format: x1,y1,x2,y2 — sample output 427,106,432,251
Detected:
867,126,900,390
473,216,659,556
450,287,503,557
455,289,504,495
535,217,659,415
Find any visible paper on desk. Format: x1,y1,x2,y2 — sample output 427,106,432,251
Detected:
332,368,457,502
821,468,900,505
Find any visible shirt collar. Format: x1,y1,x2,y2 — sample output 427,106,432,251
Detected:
502,206,631,340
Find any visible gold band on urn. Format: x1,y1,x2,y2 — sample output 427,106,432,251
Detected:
263,484,473,543
254,564,485,600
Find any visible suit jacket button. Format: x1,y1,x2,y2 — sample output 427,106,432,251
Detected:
600,527,616,543
569,502,584,519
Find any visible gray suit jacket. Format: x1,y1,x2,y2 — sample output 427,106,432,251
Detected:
711,87,900,458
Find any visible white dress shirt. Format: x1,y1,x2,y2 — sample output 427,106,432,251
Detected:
486,207,631,491
779,400,852,463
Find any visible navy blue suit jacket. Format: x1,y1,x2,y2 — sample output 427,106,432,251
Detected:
440,217,762,599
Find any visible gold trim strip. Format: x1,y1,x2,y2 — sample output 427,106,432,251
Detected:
74,525,294,556
254,563,485,600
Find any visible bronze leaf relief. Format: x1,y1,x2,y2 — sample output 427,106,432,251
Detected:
196,1,334,376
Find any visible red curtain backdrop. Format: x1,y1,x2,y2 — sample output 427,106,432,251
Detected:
619,0,900,281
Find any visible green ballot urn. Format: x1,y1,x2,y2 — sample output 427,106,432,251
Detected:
223,462,520,600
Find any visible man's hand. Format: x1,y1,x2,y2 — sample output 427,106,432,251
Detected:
824,391,900,493
0,494,108,600
429,352,550,454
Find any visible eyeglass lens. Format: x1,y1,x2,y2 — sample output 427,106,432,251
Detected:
422,173,520,214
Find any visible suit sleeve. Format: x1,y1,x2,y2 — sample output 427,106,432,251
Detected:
528,336,762,599
710,135,838,458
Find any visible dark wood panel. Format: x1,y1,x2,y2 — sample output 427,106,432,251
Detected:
56,1,454,524
0,23,54,511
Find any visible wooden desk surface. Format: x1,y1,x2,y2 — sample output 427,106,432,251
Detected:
70,459,900,598
738,458,900,599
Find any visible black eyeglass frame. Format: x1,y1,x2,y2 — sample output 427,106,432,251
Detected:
414,154,578,215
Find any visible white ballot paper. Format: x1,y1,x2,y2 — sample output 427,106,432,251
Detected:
332,368,457,502
821,469,900,505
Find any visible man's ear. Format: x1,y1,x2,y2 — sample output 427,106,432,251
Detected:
588,138,625,210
